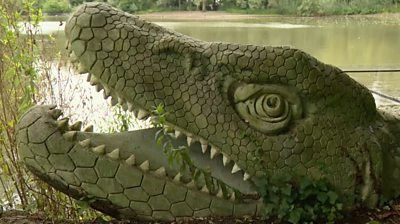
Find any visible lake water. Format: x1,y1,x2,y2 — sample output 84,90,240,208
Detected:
42,16,400,111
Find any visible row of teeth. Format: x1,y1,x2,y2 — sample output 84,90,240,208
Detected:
68,51,150,120
165,125,251,182
68,52,251,182
77,70,252,182
48,108,248,201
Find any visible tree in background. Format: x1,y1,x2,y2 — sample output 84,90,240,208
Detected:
42,0,71,14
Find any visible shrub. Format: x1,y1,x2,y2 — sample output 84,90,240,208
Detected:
297,0,322,16
257,174,344,223
42,0,71,15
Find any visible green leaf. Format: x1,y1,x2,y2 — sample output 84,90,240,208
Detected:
327,191,338,204
288,209,302,224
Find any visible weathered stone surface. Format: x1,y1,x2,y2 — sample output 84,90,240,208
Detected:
141,175,165,196
95,157,119,178
210,199,233,216
124,187,149,202
98,178,123,193
130,201,152,216
69,145,97,167
148,195,170,210
48,154,75,171
233,203,257,217
186,191,211,211
82,183,107,198
108,193,130,208
115,164,142,188
46,133,74,154
163,182,187,203
151,211,174,221
75,167,99,184
56,170,81,186
170,202,193,217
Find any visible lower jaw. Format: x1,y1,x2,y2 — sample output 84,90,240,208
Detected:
17,105,264,221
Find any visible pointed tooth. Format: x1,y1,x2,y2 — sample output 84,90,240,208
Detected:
118,97,125,104
111,97,118,106
65,40,70,50
56,118,69,131
95,84,103,92
132,110,138,118
210,146,219,159
125,154,136,166
139,160,149,171
69,51,78,62
89,76,99,86
223,154,230,166
217,188,224,198
243,172,251,181
107,148,120,160
200,144,208,154
187,136,194,147
231,163,241,174
154,167,166,177
92,145,105,154
69,121,82,131
186,180,196,189
63,131,77,141
84,125,94,132
103,88,111,99
173,172,181,182
199,139,208,153
78,63,88,74
137,109,149,120
86,73,91,82
174,130,182,138
127,102,134,111
201,185,209,193
49,109,62,119
79,139,91,148
230,192,236,201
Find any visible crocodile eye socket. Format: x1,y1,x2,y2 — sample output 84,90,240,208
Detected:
231,83,302,134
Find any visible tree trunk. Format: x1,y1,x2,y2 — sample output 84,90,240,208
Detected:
202,0,207,11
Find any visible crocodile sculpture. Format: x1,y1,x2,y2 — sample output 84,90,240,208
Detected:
16,2,400,221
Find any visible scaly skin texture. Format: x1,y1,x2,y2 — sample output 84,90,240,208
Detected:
16,2,400,221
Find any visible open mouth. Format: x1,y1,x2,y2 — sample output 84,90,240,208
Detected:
16,2,265,220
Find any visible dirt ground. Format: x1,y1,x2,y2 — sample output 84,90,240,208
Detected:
1,204,400,224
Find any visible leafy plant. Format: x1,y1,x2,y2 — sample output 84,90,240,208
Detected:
42,0,71,15
151,104,223,192
297,0,322,16
151,103,193,170
257,174,343,223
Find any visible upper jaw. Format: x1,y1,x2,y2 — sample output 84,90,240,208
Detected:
64,3,255,185
63,1,260,208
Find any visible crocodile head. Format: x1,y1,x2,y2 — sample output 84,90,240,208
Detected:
17,2,400,221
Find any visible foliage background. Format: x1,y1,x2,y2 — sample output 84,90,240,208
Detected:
37,0,400,15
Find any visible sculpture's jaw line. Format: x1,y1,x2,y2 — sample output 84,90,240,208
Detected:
77,127,258,196
17,105,262,220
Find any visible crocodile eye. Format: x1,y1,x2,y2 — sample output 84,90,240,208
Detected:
249,93,289,121
231,83,302,134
